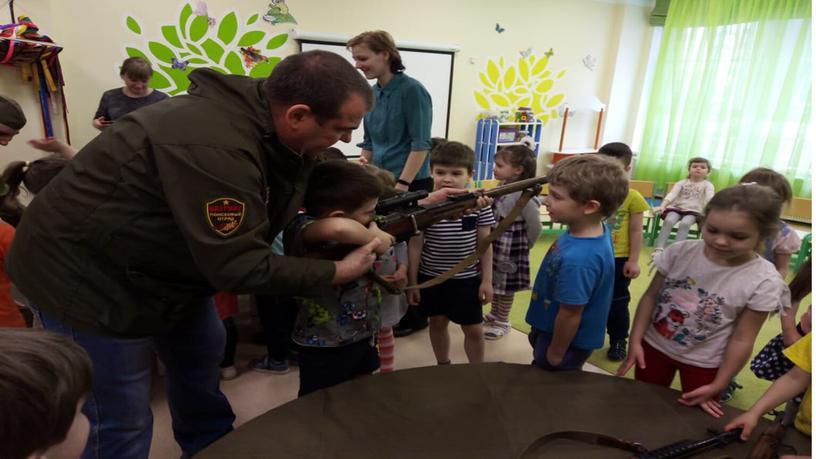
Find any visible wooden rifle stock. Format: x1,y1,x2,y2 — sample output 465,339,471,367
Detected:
747,419,786,459
747,398,800,459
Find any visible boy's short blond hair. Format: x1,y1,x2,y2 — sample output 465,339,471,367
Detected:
549,154,629,218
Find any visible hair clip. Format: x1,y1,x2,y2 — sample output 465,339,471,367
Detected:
740,181,757,186
21,161,30,173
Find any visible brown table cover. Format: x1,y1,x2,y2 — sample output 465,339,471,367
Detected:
199,362,811,458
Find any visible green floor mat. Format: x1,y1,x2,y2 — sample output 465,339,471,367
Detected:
491,233,810,412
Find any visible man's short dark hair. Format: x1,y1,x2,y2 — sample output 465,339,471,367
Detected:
317,147,347,162
430,141,475,173
263,50,374,123
304,160,382,217
0,329,92,459
597,142,633,168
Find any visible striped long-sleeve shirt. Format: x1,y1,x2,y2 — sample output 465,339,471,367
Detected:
419,207,496,279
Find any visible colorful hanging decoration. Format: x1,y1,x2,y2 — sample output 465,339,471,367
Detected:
263,0,297,25
0,16,68,141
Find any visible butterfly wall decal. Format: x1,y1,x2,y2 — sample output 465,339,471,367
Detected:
520,47,532,58
495,23,505,33
240,47,269,68
263,0,298,25
171,58,189,71
194,1,216,27
582,54,597,71
544,48,554,58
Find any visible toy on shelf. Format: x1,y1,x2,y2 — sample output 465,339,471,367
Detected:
474,108,543,181
0,14,68,141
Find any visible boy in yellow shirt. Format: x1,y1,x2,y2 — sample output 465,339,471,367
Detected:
725,333,811,439
597,143,650,361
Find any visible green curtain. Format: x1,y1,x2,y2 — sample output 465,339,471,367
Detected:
649,0,671,26
634,0,812,198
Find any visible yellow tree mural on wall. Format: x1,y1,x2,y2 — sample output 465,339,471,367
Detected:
474,53,566,123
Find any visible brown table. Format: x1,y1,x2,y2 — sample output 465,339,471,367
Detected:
199,363,810,458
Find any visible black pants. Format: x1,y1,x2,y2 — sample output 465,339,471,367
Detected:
298,339,379,397
219,317,238,368
255,294,298,362
606,258,632,341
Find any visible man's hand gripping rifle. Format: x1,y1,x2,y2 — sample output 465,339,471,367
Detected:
366,175,549,293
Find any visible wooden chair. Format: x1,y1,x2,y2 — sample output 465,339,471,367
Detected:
782,197,812,224
630,180,656,236
629,180,654,200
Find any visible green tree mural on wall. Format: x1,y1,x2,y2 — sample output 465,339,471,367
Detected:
124,3,289,95
474,53,566,124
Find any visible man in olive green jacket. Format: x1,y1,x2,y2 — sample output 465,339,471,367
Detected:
6,50,379,459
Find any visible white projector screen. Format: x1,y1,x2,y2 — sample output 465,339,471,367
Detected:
299,40,454,158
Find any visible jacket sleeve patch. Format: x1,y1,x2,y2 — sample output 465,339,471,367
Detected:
206,198,246,237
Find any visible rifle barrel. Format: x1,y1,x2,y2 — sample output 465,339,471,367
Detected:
483,175,549,198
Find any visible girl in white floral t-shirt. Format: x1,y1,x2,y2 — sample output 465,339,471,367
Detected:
619,185,790,418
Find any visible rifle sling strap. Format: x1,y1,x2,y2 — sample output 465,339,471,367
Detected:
406,188,537,291
517,430,648,458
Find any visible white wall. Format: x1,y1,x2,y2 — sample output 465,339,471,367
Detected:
0,0,655,169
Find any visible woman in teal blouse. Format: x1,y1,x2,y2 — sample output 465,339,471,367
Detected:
347,31,433,193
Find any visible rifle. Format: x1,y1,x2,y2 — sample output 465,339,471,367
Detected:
309,176,548,293
518,428,742,459
374,175,548,243
747,401,799,459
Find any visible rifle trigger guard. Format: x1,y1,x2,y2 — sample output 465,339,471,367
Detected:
410,214,420,235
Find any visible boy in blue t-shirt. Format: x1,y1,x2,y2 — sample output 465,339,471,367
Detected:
526,154,629,370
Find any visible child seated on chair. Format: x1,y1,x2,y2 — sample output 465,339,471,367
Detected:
284,159,395,396
653,157,715,258
526,154,629,371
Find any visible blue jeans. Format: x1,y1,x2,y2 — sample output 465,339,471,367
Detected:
36,299,235,459
529,327,593,371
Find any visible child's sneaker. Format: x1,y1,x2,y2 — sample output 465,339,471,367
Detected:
720,380,743,402
249,355,289,374
220,365,238,380
607,339,627,361
484,321,510,340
